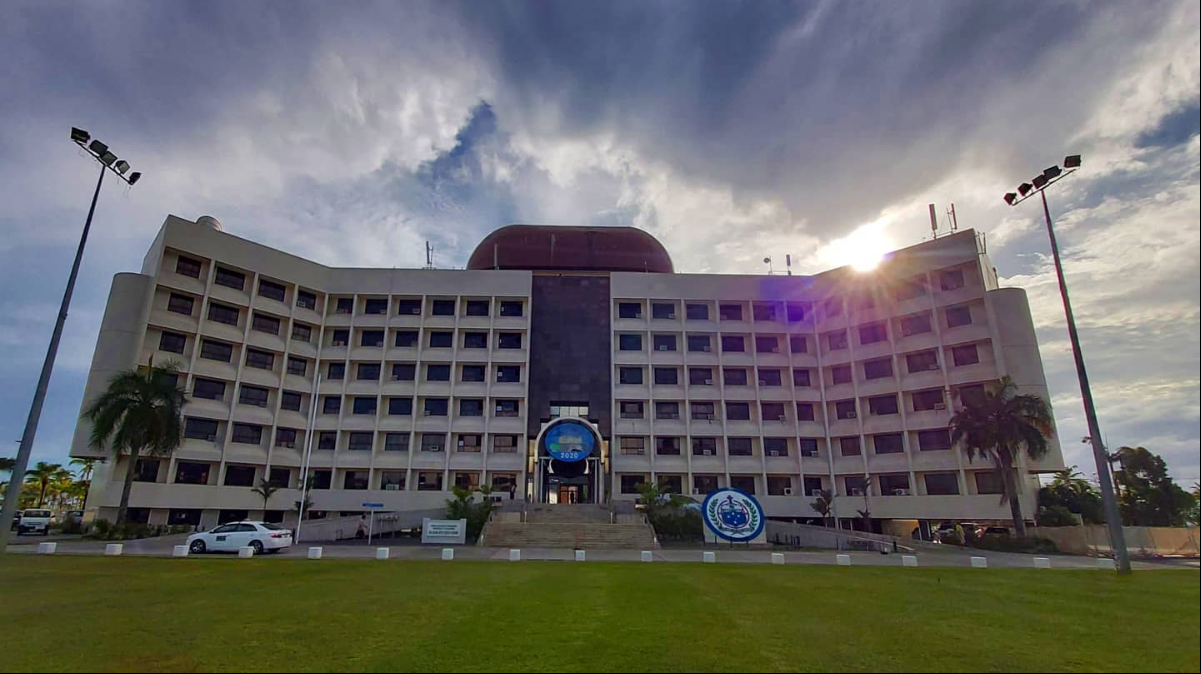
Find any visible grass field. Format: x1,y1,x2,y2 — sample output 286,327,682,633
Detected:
0,557,1196,673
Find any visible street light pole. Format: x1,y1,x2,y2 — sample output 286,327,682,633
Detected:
0,129,141,554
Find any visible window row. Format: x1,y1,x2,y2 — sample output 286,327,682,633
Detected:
614,429,953,458
182,418,524,452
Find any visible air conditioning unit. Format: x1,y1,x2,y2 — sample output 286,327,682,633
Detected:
663,413,679,420
769,347,779,353
777,415,787,422
409,308,421,315
758,380,768,386
703,379,713,385
423,410,432,416
206,434,217,441
927,364,940,371
768,451,781,457
701,449,714,456
809,489,823,497
385,484,401,491
658,345,669,351
333,340,347,347
933,402,947,410
802,451,818,458
692,488,701,495
784,487,793,496
427,446,444,452
457,440,464,446
851,488,865,496
702,345,711,352
845,412,857,419
893,488,910,496
667,313,677,319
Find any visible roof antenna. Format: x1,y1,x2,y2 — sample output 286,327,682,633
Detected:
928,203,939,240
424,241,434,270
785,254,793,276
947,203,959,233
763,256,775,275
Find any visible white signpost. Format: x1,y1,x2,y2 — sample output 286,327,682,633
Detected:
362,502,384,544
421,518,467,545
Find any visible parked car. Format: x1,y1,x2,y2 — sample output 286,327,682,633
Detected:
977,526,1011,537
186,521,292,555
16,509,53,535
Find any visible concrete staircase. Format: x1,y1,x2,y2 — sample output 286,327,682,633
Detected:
481,504,658,549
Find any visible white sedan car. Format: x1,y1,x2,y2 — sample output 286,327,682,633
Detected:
186,521,292,555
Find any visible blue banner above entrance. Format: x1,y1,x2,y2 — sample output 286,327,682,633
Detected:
544,422,595,463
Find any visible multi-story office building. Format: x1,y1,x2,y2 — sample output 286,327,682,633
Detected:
71,215,1063,531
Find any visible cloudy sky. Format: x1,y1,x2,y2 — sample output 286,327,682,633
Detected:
1,1,1197,484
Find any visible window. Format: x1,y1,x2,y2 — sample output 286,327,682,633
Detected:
859,322,888,344
499,300,523,317
758,369,783,386
348,432,373,451
352,397,378,415
158,331,186,354
463,332,488,348
265,468,291,489
396,299,422,316
356,330,383,348
789,335,807,353
175,256,202,278
207,302,239,326
457,434,482,452
290,323,312,343
421,434,446,452
658,475,683,494
975,472,1004,495
723,368,748,386
796,403,816,421
391,363,415,381
384,434,409,452
280,391,302,412
864,358,893,380
692,437,718,456
869,395,899,416
686,303,709,320
388,398,412,416
496,365,521,382
728,438,753,456
879,474,910,495
615,437,645,456
913,389,944,411
730,476,756,494
726,402,751,421
618,302,642,319
134,459,160,483
394,330,419,347
311,470,332,489
940,269,965,291
906,350,940,373
495,400,519,417
823,297,843,317
493,435,518,453
653,367,679,385
327,362,345,380
946,305,973,328
252,312,281,336
755,336,779,353
655,437,681,455
925,473,960,495
214,267,245,291
752,303,776,322
652,303,676,319
874,433,904,454
465,300,489,317
835,400,857,420
200,339,232,362
431,299,456,316
296,290,317,310
687,335,712,352
175,461,211,485
793,369,812,387
760,403,785,421
286,357,307,376
786,302,809,323
839,436,861,456
952,344,980,366
356,363,381,381
619,367,643,385
224,465,256,487
423,398,449,416
275,425,297,446
899,313,932,337
719,304,743,321
832,365,852,385
844,476,868,495
461,364,486,382
767,476,792,496
231,423,263,445
619,334,643,351
896,276,927,301
653,334,677,351
721,335,745,352
827,331,848,350
317,432,336,450
621,475,646,494
428,331,453,348
322,396,341,414
764,438,789,457
918,429,952,451
799,438,819,458
498,333,523,349
690,402,716,420
239,385,269,408
689,368,714,386
344,469,370,489
427,364,451,381
192,378,225,401
959,384,988,407
167,293,194,315
620,401,644,419
694,475,719,495
363,298,388,315
460,399,484,417
257,279,286,302
334,298,353,315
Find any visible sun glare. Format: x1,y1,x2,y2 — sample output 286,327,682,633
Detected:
821,221,895,272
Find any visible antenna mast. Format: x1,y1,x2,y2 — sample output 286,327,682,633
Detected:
928,203,939,239
424,241,435,270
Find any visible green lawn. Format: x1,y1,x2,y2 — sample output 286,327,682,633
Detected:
0,557,1196,673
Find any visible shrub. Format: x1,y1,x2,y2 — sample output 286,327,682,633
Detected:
445,487,497,542
972,534,1058,554
649,508,703,542
1036,504,1080,527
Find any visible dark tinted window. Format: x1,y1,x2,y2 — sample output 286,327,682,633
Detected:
258,280,286,302
231,424,262,445
214,267,245,291
175,256,202,278
207,302,239,326
167,293,194,315
159,331,186,354
200,340,232,362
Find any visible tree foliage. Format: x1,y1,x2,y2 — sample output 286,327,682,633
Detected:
1112,446,1194,527
445,485,496,541
1037,466,1105,525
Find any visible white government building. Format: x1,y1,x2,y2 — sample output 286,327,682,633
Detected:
71,215,1064,535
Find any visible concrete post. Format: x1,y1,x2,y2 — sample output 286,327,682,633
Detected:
105,544,123,556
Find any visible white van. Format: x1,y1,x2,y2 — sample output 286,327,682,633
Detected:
17,509,52,535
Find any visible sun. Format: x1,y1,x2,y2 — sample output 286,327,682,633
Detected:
820,221,895,272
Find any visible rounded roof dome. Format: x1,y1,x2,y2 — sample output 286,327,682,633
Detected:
466,225,674,273
195,215,224,231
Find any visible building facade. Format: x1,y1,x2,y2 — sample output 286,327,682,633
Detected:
71,216,1063,532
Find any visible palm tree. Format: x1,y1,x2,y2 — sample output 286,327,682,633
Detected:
811,489,834,527
24,462,67,508
1051,467,1092,496
82,363,185,526
251,478,281,514
0,457,15,477
950,376,1054,537
70,457,102,482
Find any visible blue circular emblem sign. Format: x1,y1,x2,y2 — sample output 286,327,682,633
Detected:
702,488,765,542
544,422,595,463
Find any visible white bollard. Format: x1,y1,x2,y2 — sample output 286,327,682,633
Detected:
509,549,521,562
37,542,57,555
172,545,189,558
238,546,254,559
835,554,851,566
575,550,586,562
902,555,918,567
307,546,323,560
771,553,785,565
970,556,988,568
640,550,653,563
105,543,123,556
376,547,390,560
441,548,454,561
1034,557,1051,569
1097,558,1117,570
703,551,716,564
